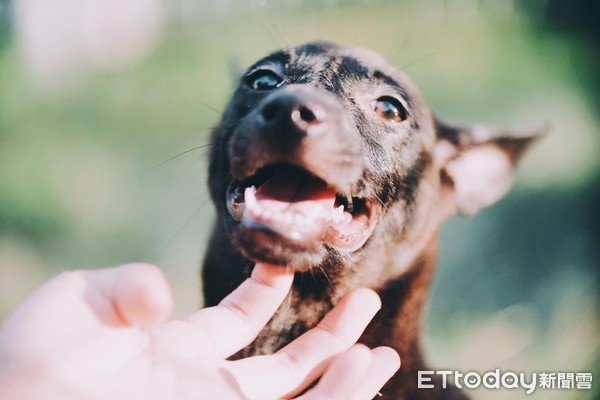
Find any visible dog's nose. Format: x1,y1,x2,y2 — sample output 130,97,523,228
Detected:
257,92,328,136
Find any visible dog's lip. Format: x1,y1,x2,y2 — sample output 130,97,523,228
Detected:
323,198,380,251
226,163,380,252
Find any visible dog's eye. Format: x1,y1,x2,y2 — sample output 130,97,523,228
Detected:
371,97,408,123
245,70,283,91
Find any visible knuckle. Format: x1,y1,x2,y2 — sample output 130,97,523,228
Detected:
275,348,306,373
220,298,254,328
314,322,344,349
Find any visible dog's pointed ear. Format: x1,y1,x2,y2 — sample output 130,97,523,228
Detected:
435,119,547,215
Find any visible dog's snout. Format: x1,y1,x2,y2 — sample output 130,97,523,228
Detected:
229,84,362,188
258,92,328,136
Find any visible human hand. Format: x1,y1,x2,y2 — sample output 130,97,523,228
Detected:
0,263,399,399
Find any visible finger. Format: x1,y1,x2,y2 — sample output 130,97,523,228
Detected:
348,346,400,400
109,263,174,328
81,263,173,328
225,288,381,400
297,344,374,400
1,264,172,357
298,346,400,400
183,263,294,358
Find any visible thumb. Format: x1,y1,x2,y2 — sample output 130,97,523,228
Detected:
98,263,174,328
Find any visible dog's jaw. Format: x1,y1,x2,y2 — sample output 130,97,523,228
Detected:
223,160,382,269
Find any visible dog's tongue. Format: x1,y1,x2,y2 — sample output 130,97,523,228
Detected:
255,174,336,222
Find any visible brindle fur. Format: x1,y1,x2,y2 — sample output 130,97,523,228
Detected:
203,41,542,399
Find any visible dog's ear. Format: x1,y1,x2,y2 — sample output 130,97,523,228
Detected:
435,119,547,215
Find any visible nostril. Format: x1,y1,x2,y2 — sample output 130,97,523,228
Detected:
298,106,317,123
292,105,325,127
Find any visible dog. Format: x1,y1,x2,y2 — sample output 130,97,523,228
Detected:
202,41,543,399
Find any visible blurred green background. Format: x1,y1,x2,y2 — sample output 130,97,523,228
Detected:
0,1,598,399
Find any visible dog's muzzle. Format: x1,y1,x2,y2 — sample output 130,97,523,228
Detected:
225,85,380,253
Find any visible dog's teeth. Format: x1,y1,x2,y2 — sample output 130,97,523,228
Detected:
284,213,294,225
244,186,257,210
290,230,303,240
346,196,354,213
230,203,244,221
295,214,307,226
262,209,273,220
331,205,345,223
254,204,264,216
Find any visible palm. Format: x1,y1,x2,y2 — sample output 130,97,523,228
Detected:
0,263,399,400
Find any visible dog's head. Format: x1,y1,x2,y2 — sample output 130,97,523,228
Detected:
209,41,543,271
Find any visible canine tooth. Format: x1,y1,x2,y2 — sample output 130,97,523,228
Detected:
244,186,257,210
331,205,345,224
229,203,244,221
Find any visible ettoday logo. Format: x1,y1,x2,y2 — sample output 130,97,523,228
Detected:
417,370,593,395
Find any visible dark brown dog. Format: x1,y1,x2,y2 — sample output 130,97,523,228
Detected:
202,41,543,399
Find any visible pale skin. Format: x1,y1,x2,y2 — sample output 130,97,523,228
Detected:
0,263,400,399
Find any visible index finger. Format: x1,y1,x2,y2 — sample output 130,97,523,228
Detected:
224,288,382,399
183,263,294,358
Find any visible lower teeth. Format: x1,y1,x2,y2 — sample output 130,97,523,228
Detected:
241,185,347,227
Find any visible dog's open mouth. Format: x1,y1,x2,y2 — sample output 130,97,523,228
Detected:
227,163,380,251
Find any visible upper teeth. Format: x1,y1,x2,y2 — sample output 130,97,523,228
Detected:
244,186,258,210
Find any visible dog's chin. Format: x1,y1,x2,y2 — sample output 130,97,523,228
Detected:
232,222,329,271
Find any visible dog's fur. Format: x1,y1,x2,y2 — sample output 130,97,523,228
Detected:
202,41,542,399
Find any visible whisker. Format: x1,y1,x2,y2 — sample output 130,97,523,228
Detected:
198,100,224,117
152,143,214,169
318,265,335,291
386,36,415,66
397,51,440,71
249,1,286,49
373,193,390,213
